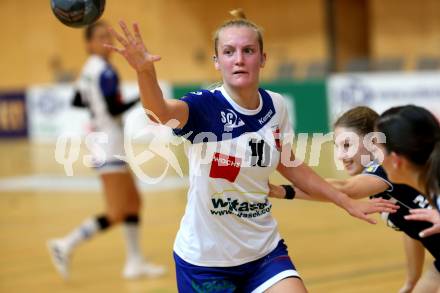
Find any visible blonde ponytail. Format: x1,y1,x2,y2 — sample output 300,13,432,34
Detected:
230,8,246,19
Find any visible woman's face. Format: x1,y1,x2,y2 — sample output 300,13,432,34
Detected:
214,26,266,89
334,126,373,176
87,24,113,58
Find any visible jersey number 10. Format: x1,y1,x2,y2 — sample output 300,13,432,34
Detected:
248,139,270,167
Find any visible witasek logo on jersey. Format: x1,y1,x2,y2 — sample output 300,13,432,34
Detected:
210,197,272,218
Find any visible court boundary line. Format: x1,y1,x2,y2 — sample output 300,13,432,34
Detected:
0,174,189,192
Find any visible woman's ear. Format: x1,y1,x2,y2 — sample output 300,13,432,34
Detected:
390,152,402,169
260,52,267,68
213,55,220,71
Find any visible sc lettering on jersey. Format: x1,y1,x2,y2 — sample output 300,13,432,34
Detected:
220,109,245,129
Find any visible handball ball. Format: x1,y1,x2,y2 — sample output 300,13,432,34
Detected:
51,0,106,28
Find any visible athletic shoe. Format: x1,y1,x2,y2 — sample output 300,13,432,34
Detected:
47,239,71,280
123,259,166,279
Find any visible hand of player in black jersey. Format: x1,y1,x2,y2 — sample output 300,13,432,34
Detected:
344,197,399,225
405,209,440,237
105,21,161,72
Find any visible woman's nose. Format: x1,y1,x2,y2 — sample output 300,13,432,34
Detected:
234,51,244,65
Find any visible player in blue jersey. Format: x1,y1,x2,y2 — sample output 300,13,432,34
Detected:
47,21,165,280
269,106,440,293
106,11,397,292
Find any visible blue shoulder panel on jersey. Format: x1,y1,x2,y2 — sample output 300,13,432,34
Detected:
99,66,119,97
363,161,388,180
173,88,276,143
172,90,215,141
363,161,394,192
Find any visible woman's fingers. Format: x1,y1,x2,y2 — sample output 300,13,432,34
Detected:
119,20,136,44
404,209,440,237
103,43,124,54
405,212,431,222
409,208,425,214
405,208,439,221
369,205,398,214
347,201,377,224
106,21,161,71
108,26,128,47
349,198,401,225
409,208,436,215
133,22,145,48
418,226,439,238
150,55,162,62
371,198,399,210
359,213,376,225
376,203,399,211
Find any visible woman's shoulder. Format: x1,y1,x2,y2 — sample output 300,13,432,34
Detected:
180,88,218,104
260,88,286,109
185,89,214,97
261,88,283,99
81,55,107,75
362,161,389,181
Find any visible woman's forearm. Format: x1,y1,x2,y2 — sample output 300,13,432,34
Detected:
277,161,349,208
136,68,168,122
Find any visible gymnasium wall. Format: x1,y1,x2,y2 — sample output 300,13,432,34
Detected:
369,0,440,69
0,0,326,89
1,0,440,139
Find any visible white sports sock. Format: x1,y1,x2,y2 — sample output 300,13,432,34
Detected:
62,218,100,253
123,223,143,263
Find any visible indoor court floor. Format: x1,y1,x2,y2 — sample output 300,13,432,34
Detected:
0,141,431,292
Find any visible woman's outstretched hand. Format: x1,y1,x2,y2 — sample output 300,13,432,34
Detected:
105,20,161,72
343,197,399,224
405,208,440,237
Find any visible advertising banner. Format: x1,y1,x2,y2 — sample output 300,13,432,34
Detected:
328,72,440,122
26,82,172,143
0,91,28,138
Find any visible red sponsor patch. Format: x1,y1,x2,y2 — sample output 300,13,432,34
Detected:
209,152,241,182
272,127,281,150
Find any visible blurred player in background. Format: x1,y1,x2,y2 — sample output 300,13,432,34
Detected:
270,106,440,293
105,9,397,292
47,21,165,280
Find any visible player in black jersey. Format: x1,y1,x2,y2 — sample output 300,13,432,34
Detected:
377,105,440,230
270,106,440,293
377,105,440,291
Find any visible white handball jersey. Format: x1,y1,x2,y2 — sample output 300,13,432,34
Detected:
173,86,293,267
76,54,123,133
75,55,140,167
